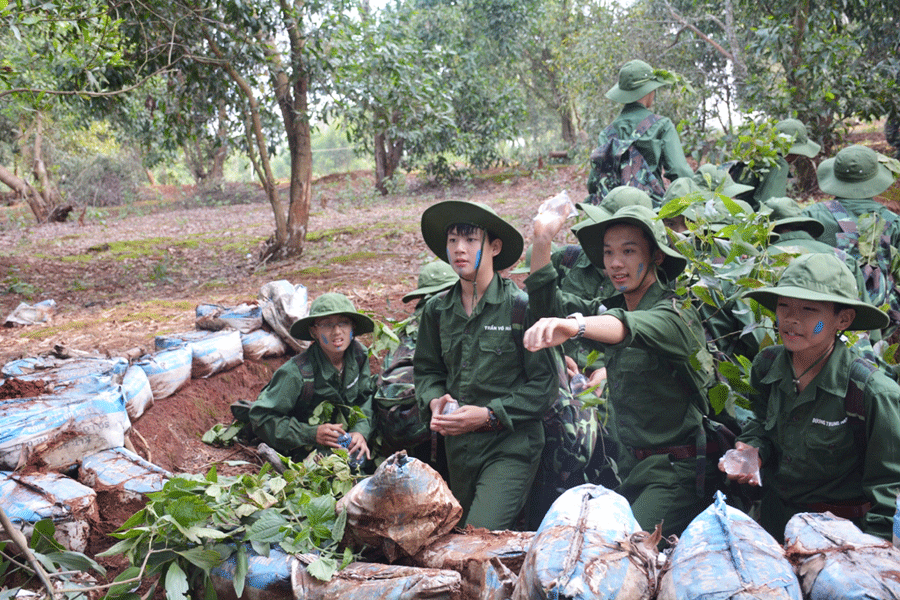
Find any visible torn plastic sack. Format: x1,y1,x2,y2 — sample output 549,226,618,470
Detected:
79,446,171,505
196,302,263,333
413,529,534,600
3,299,56,327
513,484,657,600
210,544,294,600
657,491,801,600
292,554,462,600
121,363,154,420
2,356,128,392
155,330,244,378
336,452,462,562
135,344,192,399
0,470,98,552
259,280,309,353
241,327,288,361
0,384,131,470
784,511,900,599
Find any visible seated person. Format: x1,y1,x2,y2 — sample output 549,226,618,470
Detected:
723,253,900,541
249,292,375,464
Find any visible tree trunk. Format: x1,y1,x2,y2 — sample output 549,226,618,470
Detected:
0,163,48,221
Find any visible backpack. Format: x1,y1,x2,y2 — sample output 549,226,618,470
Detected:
374,333,431,455
586,114,666,206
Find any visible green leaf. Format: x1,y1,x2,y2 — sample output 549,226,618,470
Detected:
44,550,106,575
233,545,249,598
246,509,288,543
306,555,339,581
168,495,214,527
164,562,190,600
708,383,730,414
176,547,224,573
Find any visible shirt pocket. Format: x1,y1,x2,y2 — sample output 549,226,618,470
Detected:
614,347,660,375
477,333,519,374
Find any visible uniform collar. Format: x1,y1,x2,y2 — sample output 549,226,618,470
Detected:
436,273,504,309
759,341,852,399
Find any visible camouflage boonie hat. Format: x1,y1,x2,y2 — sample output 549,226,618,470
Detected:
817,145,895,199
775,118,821,158
289,292,374,341
402,261,459,303
744,253,889,331
605,60,670,104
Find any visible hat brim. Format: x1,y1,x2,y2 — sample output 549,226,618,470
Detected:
771,217,825,239
575,214,686,281
817,157,895,199
421,201,524,271
605,80,667,104
402,280,457,303
289,311,375,341
788,139,821,158
744,286,889,331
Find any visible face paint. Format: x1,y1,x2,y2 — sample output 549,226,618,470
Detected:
637,263,644,276
475,249,482,270
814,321,824,334
320,334,329,345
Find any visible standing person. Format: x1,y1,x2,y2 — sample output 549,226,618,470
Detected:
754,118,821,206
523,205,718,538
587,60,694,207
722,253,900,541
414,200,558,530
248,292,375,464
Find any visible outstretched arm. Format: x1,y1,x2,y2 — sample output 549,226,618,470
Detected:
524,315,627,352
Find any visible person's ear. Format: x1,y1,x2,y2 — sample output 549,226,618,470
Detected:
653,248,664,266
836,308,855,332
490,237,502,258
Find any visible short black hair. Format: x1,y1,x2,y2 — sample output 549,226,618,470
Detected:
446,223,498,243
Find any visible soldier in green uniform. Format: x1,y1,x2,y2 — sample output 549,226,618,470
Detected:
524,205,718,538
723,253,900,541
249,292,375,463
414,200,558,530
753,119,821,206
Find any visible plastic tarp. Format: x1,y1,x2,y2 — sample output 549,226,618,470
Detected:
513,484,657,600
259,280,309,354
657,491,802,600
784,511,900,599
79,446,171,503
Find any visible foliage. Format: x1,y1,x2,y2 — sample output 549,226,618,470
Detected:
99,458,361,599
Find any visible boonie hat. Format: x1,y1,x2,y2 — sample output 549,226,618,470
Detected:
421,200,524,272
402,261,459,303
694,164,754,199
762,196,825,239
605,60,670,104
289,292,375,341
576,205,687,281
662,178,705,221
775,119,821,158
575,186,654,229
743,253,889,331
817,145,895,199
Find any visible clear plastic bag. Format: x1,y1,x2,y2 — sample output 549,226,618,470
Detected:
719,446,762,486
534,190,576,228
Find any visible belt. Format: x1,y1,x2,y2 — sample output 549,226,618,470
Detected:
633,442,721,461
802,500,872,520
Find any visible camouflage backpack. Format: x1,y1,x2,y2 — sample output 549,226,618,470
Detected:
586,114,666,206
374,325,431,455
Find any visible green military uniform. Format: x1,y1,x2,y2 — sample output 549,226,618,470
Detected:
802,198,900,249
415,274,557,530
738,342,900,540
751,119,821,206
249,339,375,457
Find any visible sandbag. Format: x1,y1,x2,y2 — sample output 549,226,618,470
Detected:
196,302,263,333
3,299,56,327
657,491,801,600
121,363,154,420
155,330,244,378
241,327,288,361
512,484,657,600
2,356,128,392
0,384,131,470
292,554,462,600
210,544,294,600
135,345,192,399
413,530,534,600
336,452,462,562
79,446,171,504
259,280,309,353
784,511,900,599
0,471,97,552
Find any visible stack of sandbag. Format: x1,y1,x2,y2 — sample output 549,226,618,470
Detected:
513,484,659,600
784,511,900,598
336,451,462,562
196,302,288,360
657,491,802,600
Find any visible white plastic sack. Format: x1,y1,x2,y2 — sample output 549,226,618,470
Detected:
210,544,294,600
337,452,462,562
155,330,244,378
80,446,171,504
2,356,127,392
121,364,154,420
135,345,192,399
241,327,288,361
259,280,309,353
196,303,264,333
3,299,56,327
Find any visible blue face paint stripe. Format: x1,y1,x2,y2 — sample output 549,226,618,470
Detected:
320,334,329,345
814,321,824,334
475,249,482,270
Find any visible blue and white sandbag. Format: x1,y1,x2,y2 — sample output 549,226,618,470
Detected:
155,330,243,378
196,302,263,333
2,356,127,392
512,484,657,600
121,363,154,420
785,511,900,599
657,491,802,600
210,544,294,600
241,327,288,360
79,446,171,504
135,344,192,399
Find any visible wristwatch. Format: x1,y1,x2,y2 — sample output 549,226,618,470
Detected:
566,312,586,339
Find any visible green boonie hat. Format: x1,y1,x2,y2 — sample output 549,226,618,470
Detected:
575,205,687,281
402,261,459,303
662,178,704,221
743,253,889,331
694,164,755,198
421,200,524,272
763,196,825,239
289,292,375,341
775,118,821,158
605,60,670,104
575,186,654,229
817,145,895,199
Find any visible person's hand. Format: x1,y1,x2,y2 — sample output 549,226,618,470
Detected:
587,367,607,394
532,211,567,244
564,355,579,379
316,423,346,448
718,441,762,486
347,432,371,460
431,404,490,436
524,317,576,352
